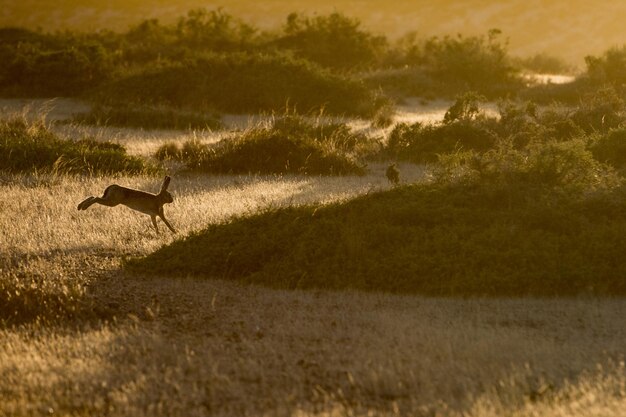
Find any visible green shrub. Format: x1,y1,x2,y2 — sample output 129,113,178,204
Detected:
96,53,385,117
513,52,574,74
387,93,498,162
154,142,182,161
522,46,626,105
126,179,626,296
590,128,626,169
521,78,592,105
387,90,626,164
363,66,446,99
585,46,626,86
273,12,387,71
175,8,257,52
435,139,620,195
372,30,524,98
0,29,114,97
570,87,625,133
0,117,149,174
73,104,223,130
423,30,519,92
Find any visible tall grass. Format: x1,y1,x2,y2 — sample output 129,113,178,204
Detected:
155,113,376,175
0,116,150,175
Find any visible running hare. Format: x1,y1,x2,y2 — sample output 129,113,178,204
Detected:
78,176,176,234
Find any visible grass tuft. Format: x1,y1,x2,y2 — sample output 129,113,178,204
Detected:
0,116,151,175
155,113,375,175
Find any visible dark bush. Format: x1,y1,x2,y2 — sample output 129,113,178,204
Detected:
96,53,385,117
371,30,524,98
435,139,619,195
0,30,114,97
513,52,573,74
387,93,498,162
585,46,626,86
273,12,387,71
570,87,625,133
590,128,626,170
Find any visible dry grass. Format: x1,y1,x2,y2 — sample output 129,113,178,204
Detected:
1,278,625,416
1,99,624,416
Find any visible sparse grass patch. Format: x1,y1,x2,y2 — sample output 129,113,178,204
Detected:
0,257,88,325
0,116,151,175
72,104,223,131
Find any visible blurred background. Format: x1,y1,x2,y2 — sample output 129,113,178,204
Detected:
2,0,625,65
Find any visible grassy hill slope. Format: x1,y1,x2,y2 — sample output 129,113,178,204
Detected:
127,183,626,296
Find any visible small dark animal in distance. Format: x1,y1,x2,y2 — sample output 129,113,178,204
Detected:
386,163,400,185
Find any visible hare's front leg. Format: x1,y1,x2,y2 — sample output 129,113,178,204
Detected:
150,215,160,234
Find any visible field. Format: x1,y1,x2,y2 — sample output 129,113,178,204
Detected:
1,98,625,416
2,5,626,415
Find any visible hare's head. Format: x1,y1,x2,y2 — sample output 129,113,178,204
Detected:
158,176,174,204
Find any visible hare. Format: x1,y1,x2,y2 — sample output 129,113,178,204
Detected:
78,176,176,234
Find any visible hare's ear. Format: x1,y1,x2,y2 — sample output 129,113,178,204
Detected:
160,176,171,193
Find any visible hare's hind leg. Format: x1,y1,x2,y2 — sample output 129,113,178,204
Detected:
77,196,96,210
77,196,119,210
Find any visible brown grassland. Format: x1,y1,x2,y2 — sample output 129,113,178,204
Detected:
1,101,625,416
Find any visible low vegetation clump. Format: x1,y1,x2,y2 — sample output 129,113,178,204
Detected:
435,139,620,195
0,28,114,97
585,45,626,88
590,127,626,171
369,29,525,98
387,89,626,163
0,117,149,174
272,12,388,71
387,93,498,162
513,52,574,74
524,46,626,104
155,114,372,175
72,104,223,130
128,140,625,296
